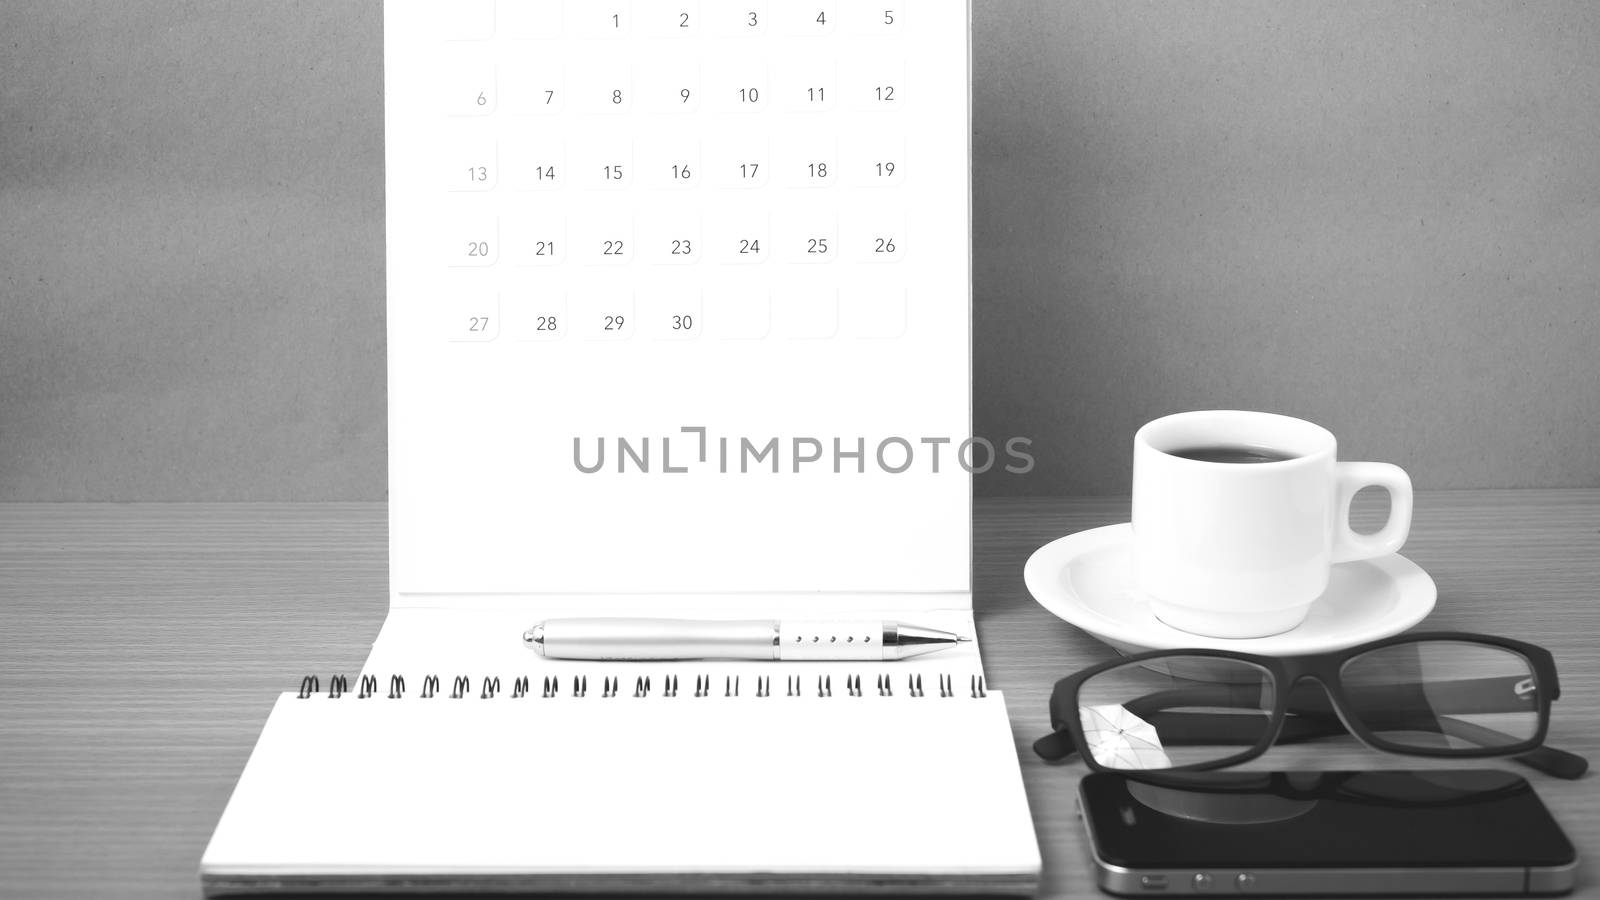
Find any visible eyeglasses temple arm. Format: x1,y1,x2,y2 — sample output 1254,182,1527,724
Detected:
1293,678,1583,776
1027,714,1342,762
1124,677,1542,723
1126,709,1587,779
1512,745,1588,779
1330,675,1541,716
1134,710,1345,746
1420,716,1588,780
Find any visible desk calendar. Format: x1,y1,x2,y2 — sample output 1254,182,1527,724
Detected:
201,4,1040,894
386,0,973,598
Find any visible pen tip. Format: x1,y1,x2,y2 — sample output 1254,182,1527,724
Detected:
957,635,973,642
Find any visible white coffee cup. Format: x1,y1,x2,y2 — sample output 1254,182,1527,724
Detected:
1132,410,1413,639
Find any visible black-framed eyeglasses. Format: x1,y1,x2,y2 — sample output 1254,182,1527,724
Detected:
1033,633,1588,780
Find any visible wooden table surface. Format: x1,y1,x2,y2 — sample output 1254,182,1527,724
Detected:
2,492,1597,899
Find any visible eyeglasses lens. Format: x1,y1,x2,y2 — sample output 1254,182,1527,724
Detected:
1076,657,1276,770
1338,641,1541,752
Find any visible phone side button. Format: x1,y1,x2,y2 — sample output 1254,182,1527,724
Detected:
1192,873,1213,891
1235,873,1257,891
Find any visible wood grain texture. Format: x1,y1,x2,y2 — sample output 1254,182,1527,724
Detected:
1,493,1597,899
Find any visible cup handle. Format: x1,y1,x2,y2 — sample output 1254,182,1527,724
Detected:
1332,462,1413,563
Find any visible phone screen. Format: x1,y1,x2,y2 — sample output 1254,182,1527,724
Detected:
1081,770,1575,870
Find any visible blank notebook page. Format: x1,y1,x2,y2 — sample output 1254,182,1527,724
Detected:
202,691,1039,890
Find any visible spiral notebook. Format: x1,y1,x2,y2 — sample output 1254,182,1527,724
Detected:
202,1,1040,894
201,670,1039,894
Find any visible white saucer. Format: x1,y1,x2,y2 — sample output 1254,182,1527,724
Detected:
1023,523,1436,657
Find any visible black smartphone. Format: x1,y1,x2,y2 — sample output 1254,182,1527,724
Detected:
1078,770,1577,896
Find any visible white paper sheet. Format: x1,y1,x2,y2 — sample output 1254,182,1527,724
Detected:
202,690,1040,889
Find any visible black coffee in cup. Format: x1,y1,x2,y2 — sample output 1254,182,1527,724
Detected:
1167,445,1298,465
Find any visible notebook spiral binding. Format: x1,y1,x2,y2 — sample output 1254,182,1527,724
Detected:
296,672,989,700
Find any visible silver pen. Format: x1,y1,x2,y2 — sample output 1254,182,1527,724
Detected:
522,617,971,661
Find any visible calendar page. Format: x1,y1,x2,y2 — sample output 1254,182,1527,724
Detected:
386,2,971,598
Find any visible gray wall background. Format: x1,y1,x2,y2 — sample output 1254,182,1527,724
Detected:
2,1,1597,500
